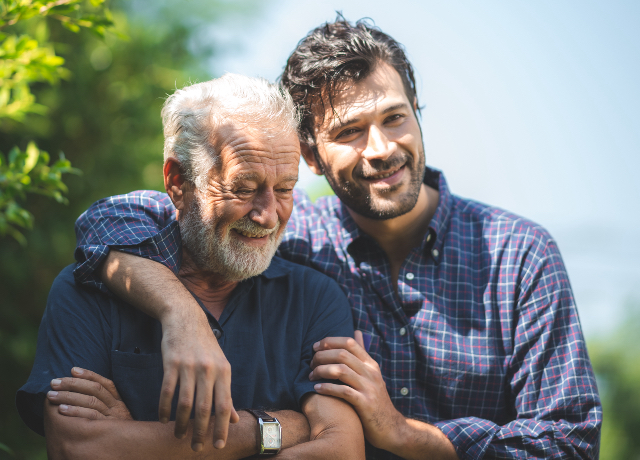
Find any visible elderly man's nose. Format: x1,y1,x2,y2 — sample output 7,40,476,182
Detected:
249,190,278,229
362,125,394,161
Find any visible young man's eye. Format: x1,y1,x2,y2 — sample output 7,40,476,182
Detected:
385,114,405,123
335,128,359,139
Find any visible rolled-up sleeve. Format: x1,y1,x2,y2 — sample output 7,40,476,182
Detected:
435,240,601,459
74,191,179,293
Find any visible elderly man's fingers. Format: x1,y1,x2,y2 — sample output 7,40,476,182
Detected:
57,403,107,420
158,366,178,424
174,370,196,439
190,369,214,451
47,390,110,414
212,368,234,449
50,376,118,409
70,367,124,404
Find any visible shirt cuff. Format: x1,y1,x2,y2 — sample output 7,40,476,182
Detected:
434,417,499,460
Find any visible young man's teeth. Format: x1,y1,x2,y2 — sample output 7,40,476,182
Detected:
371,169,396,179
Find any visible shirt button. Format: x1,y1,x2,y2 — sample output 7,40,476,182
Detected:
399,327,407,336
400,387,409,396
212,329,222,339
432,249,439,258
405,273,414,281
426,233,432,242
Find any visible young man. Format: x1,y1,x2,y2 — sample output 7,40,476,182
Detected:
71,19,601,459
17,74,365,459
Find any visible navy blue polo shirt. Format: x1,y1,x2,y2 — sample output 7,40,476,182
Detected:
17,257,354,436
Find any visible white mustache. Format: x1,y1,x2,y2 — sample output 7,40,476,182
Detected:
229,216,280,238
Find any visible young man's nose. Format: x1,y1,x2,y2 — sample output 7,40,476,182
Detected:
362,125,395,161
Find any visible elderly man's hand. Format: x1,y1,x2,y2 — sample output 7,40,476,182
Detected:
47,367,133,421
160,306,239,451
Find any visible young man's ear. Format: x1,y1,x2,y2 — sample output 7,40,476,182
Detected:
300,142,324,176
163,158,188,211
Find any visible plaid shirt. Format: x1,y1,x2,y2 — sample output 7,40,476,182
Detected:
74,168,601,460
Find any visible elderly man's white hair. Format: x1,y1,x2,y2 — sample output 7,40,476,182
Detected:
162,73,300,191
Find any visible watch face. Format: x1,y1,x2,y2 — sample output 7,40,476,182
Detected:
262,422,281,448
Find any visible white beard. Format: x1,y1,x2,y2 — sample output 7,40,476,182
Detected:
179,194,282,281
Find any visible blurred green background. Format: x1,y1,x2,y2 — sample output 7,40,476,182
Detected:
1,1,638,459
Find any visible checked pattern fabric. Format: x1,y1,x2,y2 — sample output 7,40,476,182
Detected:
74,168,601,459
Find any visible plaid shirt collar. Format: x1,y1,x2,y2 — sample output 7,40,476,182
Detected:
344,166,451,263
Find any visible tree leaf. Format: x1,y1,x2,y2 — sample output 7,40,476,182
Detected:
23,141,39,174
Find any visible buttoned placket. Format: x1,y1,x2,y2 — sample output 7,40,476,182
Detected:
353,238,423,418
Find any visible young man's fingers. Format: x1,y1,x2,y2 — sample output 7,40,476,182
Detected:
57,403,107,420
47,390,110,414
174,370,196,439
354,330,365,349
309,363,364,390
50,376,117,408
312,382,363,408
212,371,234,450
158,367,178,424
313,336,372,363
310,348,368,376
71,367,124,402
190,371,215,452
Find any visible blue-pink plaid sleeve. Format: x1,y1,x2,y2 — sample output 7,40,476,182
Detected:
73,190,179,292
434,238,600,459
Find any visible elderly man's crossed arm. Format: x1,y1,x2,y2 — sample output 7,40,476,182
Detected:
43,368,359,459
17,74,365,459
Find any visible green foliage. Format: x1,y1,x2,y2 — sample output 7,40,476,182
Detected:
0,1,260,458
0,142,80,244
0,0,118,243
589,300,640,460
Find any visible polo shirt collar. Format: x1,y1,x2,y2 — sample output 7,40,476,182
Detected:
260,256,292,279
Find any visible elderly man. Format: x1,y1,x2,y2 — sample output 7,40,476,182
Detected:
16,74,365,459
67,18,600,460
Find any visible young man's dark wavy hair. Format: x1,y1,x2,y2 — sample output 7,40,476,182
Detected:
280,15,420,151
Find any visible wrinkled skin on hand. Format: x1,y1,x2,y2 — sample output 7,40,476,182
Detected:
47,367,133,421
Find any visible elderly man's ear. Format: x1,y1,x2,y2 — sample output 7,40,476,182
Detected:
300,142,324,176
163,158,189,211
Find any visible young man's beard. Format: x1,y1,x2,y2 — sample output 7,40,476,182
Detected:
179,193,283,281
319,149,426,220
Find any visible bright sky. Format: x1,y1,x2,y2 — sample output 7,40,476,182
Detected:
210,0,640,338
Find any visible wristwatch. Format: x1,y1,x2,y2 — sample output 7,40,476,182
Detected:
246,409,281,456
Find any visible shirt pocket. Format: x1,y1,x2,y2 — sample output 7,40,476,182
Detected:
111,350,164,422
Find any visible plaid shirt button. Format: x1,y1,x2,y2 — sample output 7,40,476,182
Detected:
400,387,409,396
405,272,414,280
399,327,407,336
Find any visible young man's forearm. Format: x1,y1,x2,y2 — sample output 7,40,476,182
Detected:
45,401,310,460
101,250,198,321
100,250,235,446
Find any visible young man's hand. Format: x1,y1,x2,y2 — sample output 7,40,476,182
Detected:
158,308,239,451
309,331,405,451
